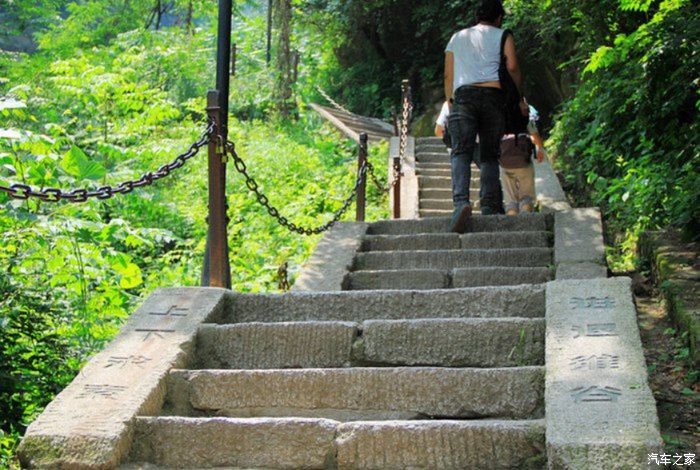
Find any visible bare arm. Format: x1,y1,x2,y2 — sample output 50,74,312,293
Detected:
503,35,523,93
531,131,546,163
444,52,454,104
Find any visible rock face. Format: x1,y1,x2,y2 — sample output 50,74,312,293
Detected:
18,137,661,468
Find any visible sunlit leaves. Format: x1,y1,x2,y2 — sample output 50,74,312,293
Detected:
60,146,106,181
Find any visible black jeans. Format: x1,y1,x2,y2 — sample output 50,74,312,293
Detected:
448,86,505,215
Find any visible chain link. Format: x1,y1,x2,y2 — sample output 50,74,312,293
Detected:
0,122,215,203
226,140,366,236
316,86,353,115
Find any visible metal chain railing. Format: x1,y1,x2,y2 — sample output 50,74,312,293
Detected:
226,140,366,235
362,85,413,194
315,85,352,115
0,121,215,203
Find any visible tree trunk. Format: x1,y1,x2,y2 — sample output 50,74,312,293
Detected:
273,0,295,118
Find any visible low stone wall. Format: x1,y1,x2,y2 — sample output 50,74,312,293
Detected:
389,136,419,219
16,288,228,469
639,229,700,367
545,277,662,468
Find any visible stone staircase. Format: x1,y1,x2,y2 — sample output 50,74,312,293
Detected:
415,136,480,218
120,215,550,468
18,130,664,468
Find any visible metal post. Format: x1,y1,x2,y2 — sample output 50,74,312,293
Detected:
202,0,232,289
202,91,230,288
356,133,368,222
393,156,401,219
266,0,273,65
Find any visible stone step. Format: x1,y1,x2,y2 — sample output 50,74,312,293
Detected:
419,187,453,200
420,209,455,218
361,231,552,252
368,213,549,235
420,198,454,210
453,267,553,287
417,137,444,144
416,144,449,153
416,161,453,170
347,268,450,290
224,285,545,323
347,266,552,290
196,322,357,369
129,417,546,469
417,153,451,163
419,176,480,191
196,318,544,369
164,367,544,420
355,248,552,271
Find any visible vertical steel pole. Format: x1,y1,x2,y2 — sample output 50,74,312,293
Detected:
202,0,232,289
231,43,237,77
356,133,368,222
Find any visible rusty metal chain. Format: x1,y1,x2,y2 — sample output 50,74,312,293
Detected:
226,140,366,236
398,85,413,163
316,86,352,115
365,160,398,193
0,122,214,203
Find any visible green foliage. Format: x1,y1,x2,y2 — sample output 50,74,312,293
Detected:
549,0,699,262
0,1,389,463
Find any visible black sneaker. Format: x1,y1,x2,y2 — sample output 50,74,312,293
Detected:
449,204,472,233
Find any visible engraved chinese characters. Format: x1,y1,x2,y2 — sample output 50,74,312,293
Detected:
567,296,621,402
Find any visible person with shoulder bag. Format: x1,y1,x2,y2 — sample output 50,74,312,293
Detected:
444,0,527,232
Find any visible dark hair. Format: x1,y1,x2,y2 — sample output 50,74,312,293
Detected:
476,0,505,23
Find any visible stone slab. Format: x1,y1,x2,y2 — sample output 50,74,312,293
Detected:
556,261,608,280
554,208,606,265
17,288,228,469
360,318,545,367
368,213,547,234
346,269,449,290
460,231,551,249
453,267,552,287
361,233,460,251
224,285,546,322
167,367,544,420
335,419,546,469
130,416,337,468
545,277,662,469
196,321,357,369
292,221,368,292
534,160,571,212
354,247,552,270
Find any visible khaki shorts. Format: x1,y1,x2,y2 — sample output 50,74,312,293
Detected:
501,164,535,212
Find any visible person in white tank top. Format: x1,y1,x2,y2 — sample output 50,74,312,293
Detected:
443,0,527,233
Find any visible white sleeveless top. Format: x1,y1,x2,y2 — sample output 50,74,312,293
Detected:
445,24,504,92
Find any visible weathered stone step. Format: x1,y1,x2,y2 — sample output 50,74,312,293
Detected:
420,198,454,210
224,285,545,322
416,161,454,170
129,417,546,469
368,213,549,234
196,321,357,369
360,318,544,367
419,187,453,200
347,268,450,290
130,417,338,468
453,267,553,287
417,153,452,163
196,318,544,369
165,367,544,420
419,176,458,189
347,266,552,290
420,209,455,218
355,248,552,271
361,231,551,252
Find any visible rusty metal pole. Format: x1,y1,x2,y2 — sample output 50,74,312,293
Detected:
202,0,232,288
393,155,401,219
356,133,368,222
202,91,229,288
